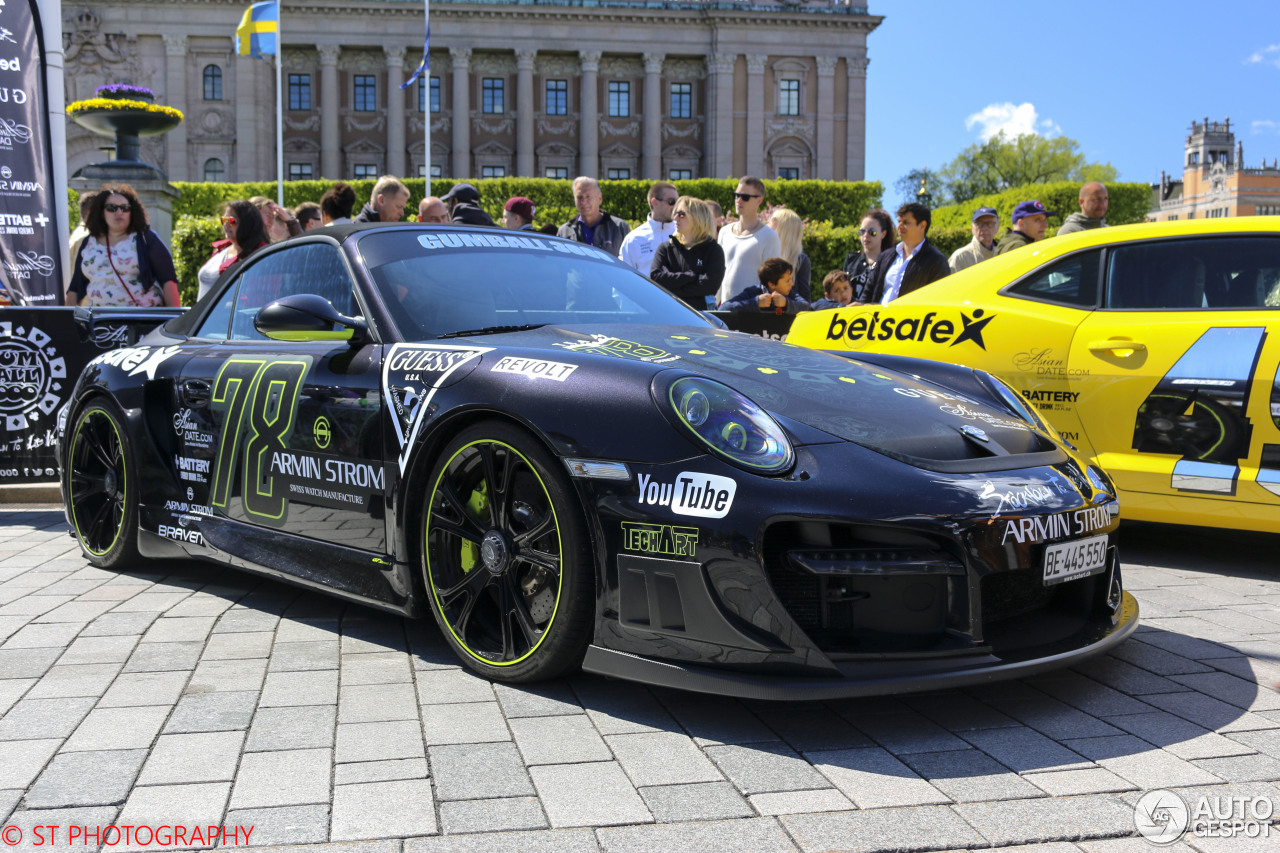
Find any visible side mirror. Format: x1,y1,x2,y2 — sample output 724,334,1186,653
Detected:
254,294,368,343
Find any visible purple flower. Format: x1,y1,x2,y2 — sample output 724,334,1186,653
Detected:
96,84,155,99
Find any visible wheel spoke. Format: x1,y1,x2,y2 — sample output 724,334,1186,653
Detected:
516,547,560,575
85,496,116,550
435,475,487,539
438,561,493,602
477,443,507,529
496,575,518,659
507,573,544,643
431,516,485,546
83,423,116,472
513,512,554,549
70,472,105,502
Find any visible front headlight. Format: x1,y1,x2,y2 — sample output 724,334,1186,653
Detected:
658,374,794,474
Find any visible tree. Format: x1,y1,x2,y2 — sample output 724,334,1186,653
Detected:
938,132,1117,205
894,168,942,208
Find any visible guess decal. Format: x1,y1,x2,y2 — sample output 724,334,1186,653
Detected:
490,356,577,382
825,310,995,350
382,344,491,472
1001,506,1111,545
636,471,736,519
621,522,698,557
554,335,680,364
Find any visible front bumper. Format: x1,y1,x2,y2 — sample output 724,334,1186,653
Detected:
583,591,1139,701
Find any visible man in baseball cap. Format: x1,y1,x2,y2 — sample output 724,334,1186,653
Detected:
949,205,1000,273
995,200,1055,256
502,196,537,231
442,183,496,227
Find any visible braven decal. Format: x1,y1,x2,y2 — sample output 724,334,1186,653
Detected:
636,471,736,519
621,522,698,557
1001,506,1111,545
825,310,995,350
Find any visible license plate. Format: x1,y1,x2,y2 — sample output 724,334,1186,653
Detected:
1042,534,1108,586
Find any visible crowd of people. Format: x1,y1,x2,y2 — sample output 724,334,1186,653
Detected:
63,174,1111,313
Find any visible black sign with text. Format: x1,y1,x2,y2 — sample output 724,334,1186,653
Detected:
0,0,62,305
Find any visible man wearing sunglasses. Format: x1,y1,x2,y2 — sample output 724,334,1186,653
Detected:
715,176,781,306
619,181,679,274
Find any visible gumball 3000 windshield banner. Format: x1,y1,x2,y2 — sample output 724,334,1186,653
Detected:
0,0,62,306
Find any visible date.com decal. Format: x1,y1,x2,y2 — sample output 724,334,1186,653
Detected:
0,824,253,846
1134,789,1273,844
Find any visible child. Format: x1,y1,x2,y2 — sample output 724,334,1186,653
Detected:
811,270,853,310
722,257,811,314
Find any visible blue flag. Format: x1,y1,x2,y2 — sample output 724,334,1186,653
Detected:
401,20,430,89
235,2,278,60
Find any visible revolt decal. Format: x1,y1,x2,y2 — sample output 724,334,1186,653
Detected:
382,344,492,472
621,522,699,557
636,471,736,519
1001,506,1111,545
490,356,577,382
825,309,996,350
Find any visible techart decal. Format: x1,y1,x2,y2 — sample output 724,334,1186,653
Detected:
553,334,681,364
382,344,492,472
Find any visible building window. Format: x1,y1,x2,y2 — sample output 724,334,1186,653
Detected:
669,168,692,180
546,80,567,115
779,79,800,116
545,167,568,179
203,65,222,101
288,163,313,181
353,75,376,111
418,164,442,178
607,168,630,180
777,167,799,180
353,164,377,180
608,81,630,117
481,165,506,178
203,158,225,182
482,78,504,114
288,74,311,111
420,76,440,113
670,83,691,119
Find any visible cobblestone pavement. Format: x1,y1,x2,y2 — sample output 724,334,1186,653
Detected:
2,508,1280,852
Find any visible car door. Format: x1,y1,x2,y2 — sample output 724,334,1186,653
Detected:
1068,234,1280,526
177,241,388,555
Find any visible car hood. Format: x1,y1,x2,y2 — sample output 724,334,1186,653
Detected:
450,324,1057,468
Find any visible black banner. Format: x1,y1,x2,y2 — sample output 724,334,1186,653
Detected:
0,0,62,306
710,310,797,341
0,307,177,483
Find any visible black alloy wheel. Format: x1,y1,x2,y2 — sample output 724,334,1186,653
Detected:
67,400,141,568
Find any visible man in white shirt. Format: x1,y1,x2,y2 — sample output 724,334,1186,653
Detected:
716,176,781,305
618,182,679,275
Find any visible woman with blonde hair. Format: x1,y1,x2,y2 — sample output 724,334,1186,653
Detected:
770,207,811,301
650,196,725,309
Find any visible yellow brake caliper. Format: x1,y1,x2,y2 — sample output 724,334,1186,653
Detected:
460,480,488,572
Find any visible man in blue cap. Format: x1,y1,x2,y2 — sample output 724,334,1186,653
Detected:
949,206,1000,273
442,183,496,227
995,200,1054,256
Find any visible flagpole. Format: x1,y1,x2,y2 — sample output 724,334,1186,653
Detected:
275,2,284,206
423,0,431,195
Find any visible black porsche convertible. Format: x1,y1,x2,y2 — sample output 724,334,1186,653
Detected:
57,225,1137,699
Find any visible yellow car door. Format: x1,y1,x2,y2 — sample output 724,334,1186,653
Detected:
1067,233,1280,531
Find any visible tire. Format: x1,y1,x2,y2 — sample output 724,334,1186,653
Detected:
65,400,141,569
422,421,594,682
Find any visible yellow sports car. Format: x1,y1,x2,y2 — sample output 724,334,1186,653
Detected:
788,217,1280,534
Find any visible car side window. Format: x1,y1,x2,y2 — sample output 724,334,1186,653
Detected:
227,244,357,341
1005,249,1101,308
193,287,234,340
1106,237,1280,310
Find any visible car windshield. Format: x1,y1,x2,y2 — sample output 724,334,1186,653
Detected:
358,229,710,340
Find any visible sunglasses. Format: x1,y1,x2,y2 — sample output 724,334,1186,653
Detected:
674,210,688,218
104,203,131,213
733,192,761,201
657,197,678,205
858,227,879,236
221,216,237,225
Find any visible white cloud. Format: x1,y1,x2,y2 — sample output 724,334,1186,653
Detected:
1252,120,1280,134
1245,45,1280,69
965,102,1060,141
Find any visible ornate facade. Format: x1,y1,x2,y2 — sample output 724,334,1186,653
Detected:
1151,118,1280,221
62,0,881,184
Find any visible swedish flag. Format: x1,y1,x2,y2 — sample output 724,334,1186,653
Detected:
235,2,278,59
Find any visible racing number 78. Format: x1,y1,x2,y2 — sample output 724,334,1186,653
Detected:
209,358,309,521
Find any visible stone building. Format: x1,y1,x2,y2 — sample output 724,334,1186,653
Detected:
1151,117,1280,221
63,0,882,185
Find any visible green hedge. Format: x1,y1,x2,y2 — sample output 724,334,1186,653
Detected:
172,215,224,306
171,177,882,228
931,182,1151,235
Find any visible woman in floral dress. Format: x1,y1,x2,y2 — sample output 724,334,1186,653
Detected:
65,183,180,307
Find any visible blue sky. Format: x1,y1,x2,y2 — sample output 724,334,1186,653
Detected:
864,1,1280,203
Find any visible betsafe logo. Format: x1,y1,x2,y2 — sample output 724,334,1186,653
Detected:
825,309,995,350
